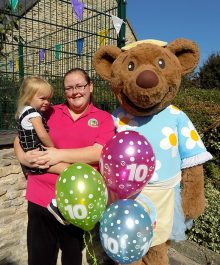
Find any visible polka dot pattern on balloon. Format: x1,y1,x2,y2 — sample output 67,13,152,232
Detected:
56,163,107,231
99,199,153,264
100,131,156,199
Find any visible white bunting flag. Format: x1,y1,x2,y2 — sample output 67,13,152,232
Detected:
111,15,124,35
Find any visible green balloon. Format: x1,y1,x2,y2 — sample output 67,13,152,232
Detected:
56,163,108,231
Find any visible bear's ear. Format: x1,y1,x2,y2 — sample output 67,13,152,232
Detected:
93,46,122,81
167,38,200,75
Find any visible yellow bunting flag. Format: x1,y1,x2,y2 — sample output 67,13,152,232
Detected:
15,58,19,71
98,29,109,46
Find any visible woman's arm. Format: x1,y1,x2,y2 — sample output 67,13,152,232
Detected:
44,143,103,166
14,136,49,168
47,162,70,174
14,112,115,169
14,136,68,173
31,116,54,147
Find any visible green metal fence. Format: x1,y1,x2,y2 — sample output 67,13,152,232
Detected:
0,0,126,130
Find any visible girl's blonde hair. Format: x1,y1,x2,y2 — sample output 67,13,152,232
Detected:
15,76,53,118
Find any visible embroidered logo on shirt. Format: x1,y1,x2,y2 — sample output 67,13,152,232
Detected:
88,118,98,127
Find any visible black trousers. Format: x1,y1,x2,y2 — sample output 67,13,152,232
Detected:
27,201,84,265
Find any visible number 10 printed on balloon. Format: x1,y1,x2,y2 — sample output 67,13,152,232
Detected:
100,131,156,199
56,163,108,231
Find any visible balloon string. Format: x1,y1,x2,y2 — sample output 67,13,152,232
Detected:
83,231,98,265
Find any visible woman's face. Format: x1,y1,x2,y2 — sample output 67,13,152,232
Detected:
64,71,93,113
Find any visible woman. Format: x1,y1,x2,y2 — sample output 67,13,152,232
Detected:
14,68,115,265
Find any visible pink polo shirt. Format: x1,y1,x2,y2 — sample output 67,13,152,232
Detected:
26,103,115,207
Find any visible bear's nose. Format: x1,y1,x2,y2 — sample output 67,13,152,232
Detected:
136,70,159,88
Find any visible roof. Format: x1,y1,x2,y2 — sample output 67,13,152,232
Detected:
0,0,39,16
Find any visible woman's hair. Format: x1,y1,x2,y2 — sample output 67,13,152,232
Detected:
63,68,91,87
15,76,53,118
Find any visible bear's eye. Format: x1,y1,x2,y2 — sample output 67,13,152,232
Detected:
158,59,165,69
128,61,135,71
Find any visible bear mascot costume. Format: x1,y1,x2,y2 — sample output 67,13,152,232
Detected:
92,38,212,265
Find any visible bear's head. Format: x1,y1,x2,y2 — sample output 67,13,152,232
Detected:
93,38,200,116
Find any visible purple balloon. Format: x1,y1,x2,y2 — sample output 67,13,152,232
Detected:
100,131,155,199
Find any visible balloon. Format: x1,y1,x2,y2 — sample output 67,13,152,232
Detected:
99,199,153,264
100,130,155,199
56,163,107,231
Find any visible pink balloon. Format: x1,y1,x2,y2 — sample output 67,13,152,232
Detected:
100,131,156,199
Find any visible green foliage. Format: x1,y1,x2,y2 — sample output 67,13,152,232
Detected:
199,52,220,89
92,76,118,113
0,7,20,58
180,72,200,90
175,86,220,253
47,77,65,105
203,126,220,157
187,181,220,253
173,87,220,133
0,75,19,129
204,162,220,190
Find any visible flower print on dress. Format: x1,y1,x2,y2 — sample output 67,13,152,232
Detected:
116,112,138,132
181,121,205,150
150,159,161,182
168,105,181,115
160,127,178,157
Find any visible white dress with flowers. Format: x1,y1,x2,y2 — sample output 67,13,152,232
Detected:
112,105,212,244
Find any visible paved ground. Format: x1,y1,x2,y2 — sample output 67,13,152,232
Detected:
169,241,220,265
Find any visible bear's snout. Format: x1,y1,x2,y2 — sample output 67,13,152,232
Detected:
136,70,159,89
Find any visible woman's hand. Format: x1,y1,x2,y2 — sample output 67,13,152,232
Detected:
24,149,50,169
40,147,61,166
14,136,49,169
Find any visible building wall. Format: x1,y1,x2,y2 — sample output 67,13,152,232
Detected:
0,148,27,265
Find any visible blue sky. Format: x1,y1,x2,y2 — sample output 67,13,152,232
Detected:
126,0,220,68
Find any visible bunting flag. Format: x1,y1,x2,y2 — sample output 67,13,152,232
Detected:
70,0,84,22
9,60,13,70
111,15,124,35
28,54,32,64
55,44,61,60
76,38,84,56
9,0,19,11
39,48,45,64
15,58,19,71
98,29,109,46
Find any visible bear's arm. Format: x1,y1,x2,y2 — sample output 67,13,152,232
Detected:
181,165,205,219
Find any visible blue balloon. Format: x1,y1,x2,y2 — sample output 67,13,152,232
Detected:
99,199,153,264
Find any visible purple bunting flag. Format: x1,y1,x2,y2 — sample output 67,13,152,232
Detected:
70,0,84,22
39,48,45,64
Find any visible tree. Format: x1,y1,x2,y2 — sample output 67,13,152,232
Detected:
199,52,220,89
0,6,21,59
180,72,200,89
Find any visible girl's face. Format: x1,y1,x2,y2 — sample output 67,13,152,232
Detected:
64,71,93,113
29,90,52,112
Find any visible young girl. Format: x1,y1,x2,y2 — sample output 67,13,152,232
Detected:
15,76,54,163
